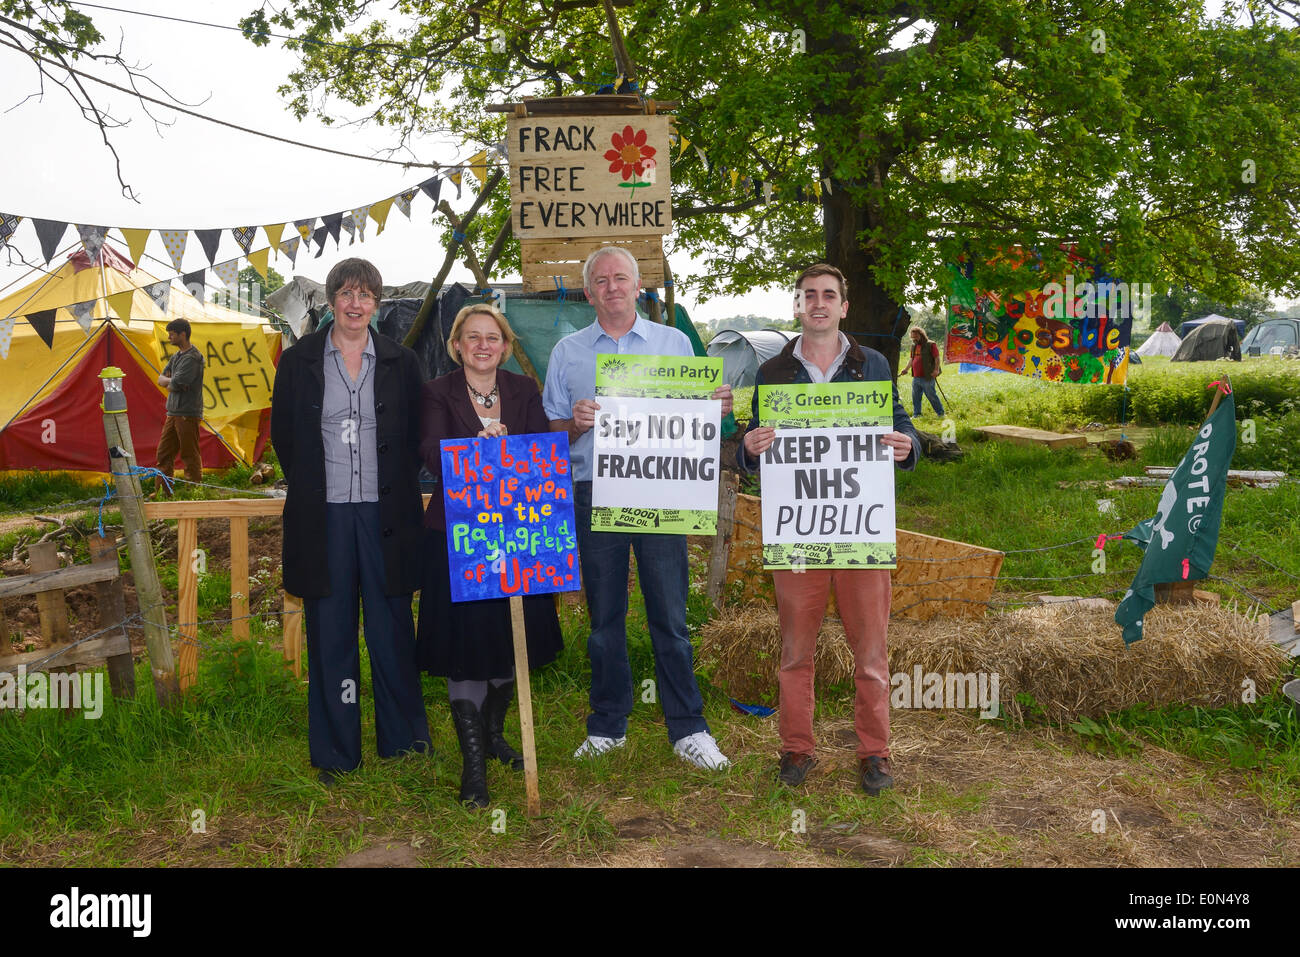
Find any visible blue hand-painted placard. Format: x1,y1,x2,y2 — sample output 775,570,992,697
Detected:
441,432,580,602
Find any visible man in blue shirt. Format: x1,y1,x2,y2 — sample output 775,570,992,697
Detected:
543,245,732,770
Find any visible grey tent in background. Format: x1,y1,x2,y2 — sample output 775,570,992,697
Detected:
1171,319,1242,362
707,329,797,389
1135,321,1182,358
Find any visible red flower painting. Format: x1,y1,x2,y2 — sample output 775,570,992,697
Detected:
605,126,657,184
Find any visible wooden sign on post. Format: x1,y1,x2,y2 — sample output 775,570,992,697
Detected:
507,112,673,292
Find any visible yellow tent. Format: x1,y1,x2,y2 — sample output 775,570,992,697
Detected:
0,245,279,472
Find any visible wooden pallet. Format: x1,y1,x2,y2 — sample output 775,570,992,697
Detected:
974,425,1088,448
520,236,664,293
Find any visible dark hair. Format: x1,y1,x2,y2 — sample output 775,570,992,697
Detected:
326,258,383,304
795,263,848,300
165,318,191,338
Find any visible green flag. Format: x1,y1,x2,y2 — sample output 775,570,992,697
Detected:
1115,391,1236,644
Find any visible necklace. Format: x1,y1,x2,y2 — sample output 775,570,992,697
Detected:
467,381,499,409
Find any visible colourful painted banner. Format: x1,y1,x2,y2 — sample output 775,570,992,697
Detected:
945,255,1142,386
440,433,580,602
757,383,897,569
593,355,723,535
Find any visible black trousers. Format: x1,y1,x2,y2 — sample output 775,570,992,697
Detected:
305,502,430,771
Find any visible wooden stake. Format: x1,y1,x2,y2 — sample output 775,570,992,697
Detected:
90,533,135,699
508,595,540,816
29,541,74,712
176,517,199,691
101,367,180,706
230,516,249,641
282,592,303,678
706,472,738,614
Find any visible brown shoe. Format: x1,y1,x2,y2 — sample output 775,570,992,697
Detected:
858,756,894,796
777,751,817,787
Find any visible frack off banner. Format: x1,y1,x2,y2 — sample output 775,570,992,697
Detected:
757,382,897,569
440,433,581,602
591,354,723,534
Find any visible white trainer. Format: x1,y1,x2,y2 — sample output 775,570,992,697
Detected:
673,731,731,770
573,735,627,759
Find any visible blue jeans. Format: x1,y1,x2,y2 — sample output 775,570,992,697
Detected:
574,482,709,743
912,377,944,417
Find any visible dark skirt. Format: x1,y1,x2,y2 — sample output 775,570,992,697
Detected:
415,527,564,680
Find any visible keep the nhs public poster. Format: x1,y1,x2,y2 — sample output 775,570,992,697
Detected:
440,433,581,602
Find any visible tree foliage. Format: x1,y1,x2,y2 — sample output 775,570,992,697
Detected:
237,0,1300,368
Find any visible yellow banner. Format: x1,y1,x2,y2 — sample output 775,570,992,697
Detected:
152,322,277,419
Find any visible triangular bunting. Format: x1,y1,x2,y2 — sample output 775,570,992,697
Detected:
108,290,135,322
212,259,240,288
677,135,690,158
195,229,222,265
394,189,417,219
693,146,709,171
323,213,343,245
181,269,206,298
467,151,488,187
490,140,508,160
262,223,285,249
811,179,822,200
69,299,96,333
448,171,463,197
418,177,442,204
822,177,832,195
351,206,369,241
369,198,394,235
278,236,300,264
77,225,108,261
159,229,188,272
762,180,773,203
0,316,14,359
247,247,270,282
312,226,330,257
121,228,150,267
294,218,316,242
146,281,172,315
26,308,57,348
729,169,739,189
232,226,257,254
340,213,356,244
33,219,68,264
0,214,23,252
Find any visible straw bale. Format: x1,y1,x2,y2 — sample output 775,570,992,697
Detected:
698,600,1287,722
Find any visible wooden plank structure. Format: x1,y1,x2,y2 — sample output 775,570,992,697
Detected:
520,236,665,294
0,532,135,700
723,492,1005,619
974,425,1087,448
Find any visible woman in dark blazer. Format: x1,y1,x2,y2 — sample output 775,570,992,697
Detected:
416,302,563,807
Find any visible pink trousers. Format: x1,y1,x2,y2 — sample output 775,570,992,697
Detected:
772,567,891,760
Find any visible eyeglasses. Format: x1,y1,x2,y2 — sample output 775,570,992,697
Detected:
336,290,377,305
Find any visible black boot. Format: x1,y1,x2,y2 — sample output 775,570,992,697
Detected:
450,699,490,808
482,680,525,772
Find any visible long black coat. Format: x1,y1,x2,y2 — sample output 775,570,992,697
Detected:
270,326,425,599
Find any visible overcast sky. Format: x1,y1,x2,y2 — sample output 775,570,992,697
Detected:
0,0,791,321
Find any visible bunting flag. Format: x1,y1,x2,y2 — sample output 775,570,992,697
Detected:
262,223,285,249
247,247,270,282
0,316,14,360
159,229,188,272
279,236,300,264
677,135,690,159
418,176,442,204
467,151,488,186
232,226,257,254
195,228,222,265
351,206,370,241
212,258,240,288
182,269,206,296
312,225,330,257
394,189,417,218
729,169,739,189
340,212,356,244
69,299,96,333
489,140,508,160
108,289,135,321
33,219,68,264
26,308,57,348
694,146,709,171
294,218,316,243
322,212,343,245
447,171,463,197
762,181,773,203
811,179,822,200
77,225,108,261
369,198,394,235
0,214,22,252
822,177,832,195
121,228,150,267
145,280,172,314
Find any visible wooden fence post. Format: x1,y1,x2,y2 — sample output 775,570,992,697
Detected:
90,533,135,699
100,366,180,707
706,472,739,614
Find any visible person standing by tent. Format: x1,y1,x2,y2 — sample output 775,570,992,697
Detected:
543,244,733,770
738,264,918,795
271,258,431,785
155,318,205,491
900,327,944,418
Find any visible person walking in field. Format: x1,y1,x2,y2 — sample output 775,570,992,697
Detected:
901,327,944,418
